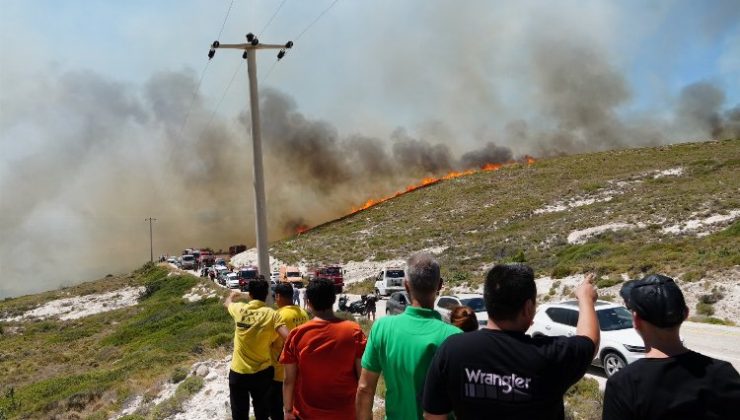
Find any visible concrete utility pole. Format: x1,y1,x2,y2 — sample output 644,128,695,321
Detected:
209,34,293,283
145,217,157,262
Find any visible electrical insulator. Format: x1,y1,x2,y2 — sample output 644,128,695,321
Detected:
285,41,294,49
251,37,259,46
212,40,220,48
246,33,255,42
242,50,248,59
277,50,285,60
208,49,215,59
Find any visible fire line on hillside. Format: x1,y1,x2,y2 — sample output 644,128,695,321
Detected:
295,156,536,235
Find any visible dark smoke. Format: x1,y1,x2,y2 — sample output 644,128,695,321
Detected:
677,82,740,139
460,142,514,168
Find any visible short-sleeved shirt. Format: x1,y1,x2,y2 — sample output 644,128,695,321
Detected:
423,329,595,420
228,300,285,374
603,351,740,420
280,318,367,420
271,304,310,381
362,306,461,419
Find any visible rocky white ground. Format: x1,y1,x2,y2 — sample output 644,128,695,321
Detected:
0,286,144,322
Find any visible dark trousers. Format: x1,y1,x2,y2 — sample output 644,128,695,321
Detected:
268,380,283,419
229,367,274,420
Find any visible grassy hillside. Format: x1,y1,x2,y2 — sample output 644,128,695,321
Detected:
0,264,231,419
273,140,739,285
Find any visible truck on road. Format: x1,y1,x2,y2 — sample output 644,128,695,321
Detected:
280,266,304,288
311,265,345,293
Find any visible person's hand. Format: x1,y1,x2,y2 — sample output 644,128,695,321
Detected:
284,412,296,420
575,273,598,304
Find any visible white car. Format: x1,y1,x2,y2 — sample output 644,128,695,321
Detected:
374,267,406,296
225,273,240,289
434,294,488,328
526,300,645,377
270,271,280,282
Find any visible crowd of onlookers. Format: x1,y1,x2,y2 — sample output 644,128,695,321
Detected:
223,252,740,420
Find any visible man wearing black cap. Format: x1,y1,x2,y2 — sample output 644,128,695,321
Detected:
603,274,740,419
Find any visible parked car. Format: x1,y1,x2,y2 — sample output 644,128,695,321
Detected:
214,266,230,285
180,254,196,270
225,273,240,289
166,256,177,264
386,291,410,315
526,300,645,377
237,266,259,290
270,271,280,282
434,294,487,328
374,267,406,296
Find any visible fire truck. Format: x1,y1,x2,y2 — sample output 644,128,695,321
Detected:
312,265,345,293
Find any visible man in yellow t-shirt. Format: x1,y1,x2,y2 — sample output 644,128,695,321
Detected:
268,283,309,420
225,279,289,420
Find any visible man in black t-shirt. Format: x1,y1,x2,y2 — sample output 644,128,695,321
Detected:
603,274,740,420
422,264,599,420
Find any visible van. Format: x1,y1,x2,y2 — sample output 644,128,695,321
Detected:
280,266,304,288
374,267,405,296
180,254,196,270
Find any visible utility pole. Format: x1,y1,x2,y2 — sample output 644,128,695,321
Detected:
209,34,293,284
145,217,157,262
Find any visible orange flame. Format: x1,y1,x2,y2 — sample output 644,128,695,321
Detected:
297,156,537,234
295,224,310,235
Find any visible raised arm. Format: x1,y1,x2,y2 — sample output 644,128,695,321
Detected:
575,273,600,354
223,290,241,309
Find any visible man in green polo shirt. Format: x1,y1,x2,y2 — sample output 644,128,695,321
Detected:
356,252,461,420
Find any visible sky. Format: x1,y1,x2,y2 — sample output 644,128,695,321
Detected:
0,0,738,297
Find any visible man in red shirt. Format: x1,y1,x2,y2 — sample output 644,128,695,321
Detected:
280,278,367,420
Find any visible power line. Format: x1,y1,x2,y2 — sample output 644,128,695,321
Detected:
295,0,340,41
177,60,211,139
263,0,340,83
203,60,244,132
259,0,289,37
176,0,237,140
263,59,279,82
216,0,236,41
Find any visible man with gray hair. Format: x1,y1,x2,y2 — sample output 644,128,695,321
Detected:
356,252,461,420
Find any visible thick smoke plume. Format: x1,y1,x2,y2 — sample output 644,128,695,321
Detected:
1,2,739,297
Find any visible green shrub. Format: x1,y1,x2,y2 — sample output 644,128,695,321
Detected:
696,302,715,316
681,270,704,282
149,376,204,418
699,288,724,304
552,265,574,278
171,367,188,384
596,277,623,288
564,377,603,420
688,316,735,326
208,333,232,348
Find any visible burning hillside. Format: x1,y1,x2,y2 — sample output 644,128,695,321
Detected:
295,156,536,235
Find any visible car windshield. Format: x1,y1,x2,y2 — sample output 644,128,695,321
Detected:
597,307,634,331
460,297,486,312
288,272,300,277
324,267,341,275
387,270,404,278
182,255,194,261
240,271,257,279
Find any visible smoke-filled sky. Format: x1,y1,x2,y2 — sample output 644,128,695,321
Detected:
1,0,739,297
